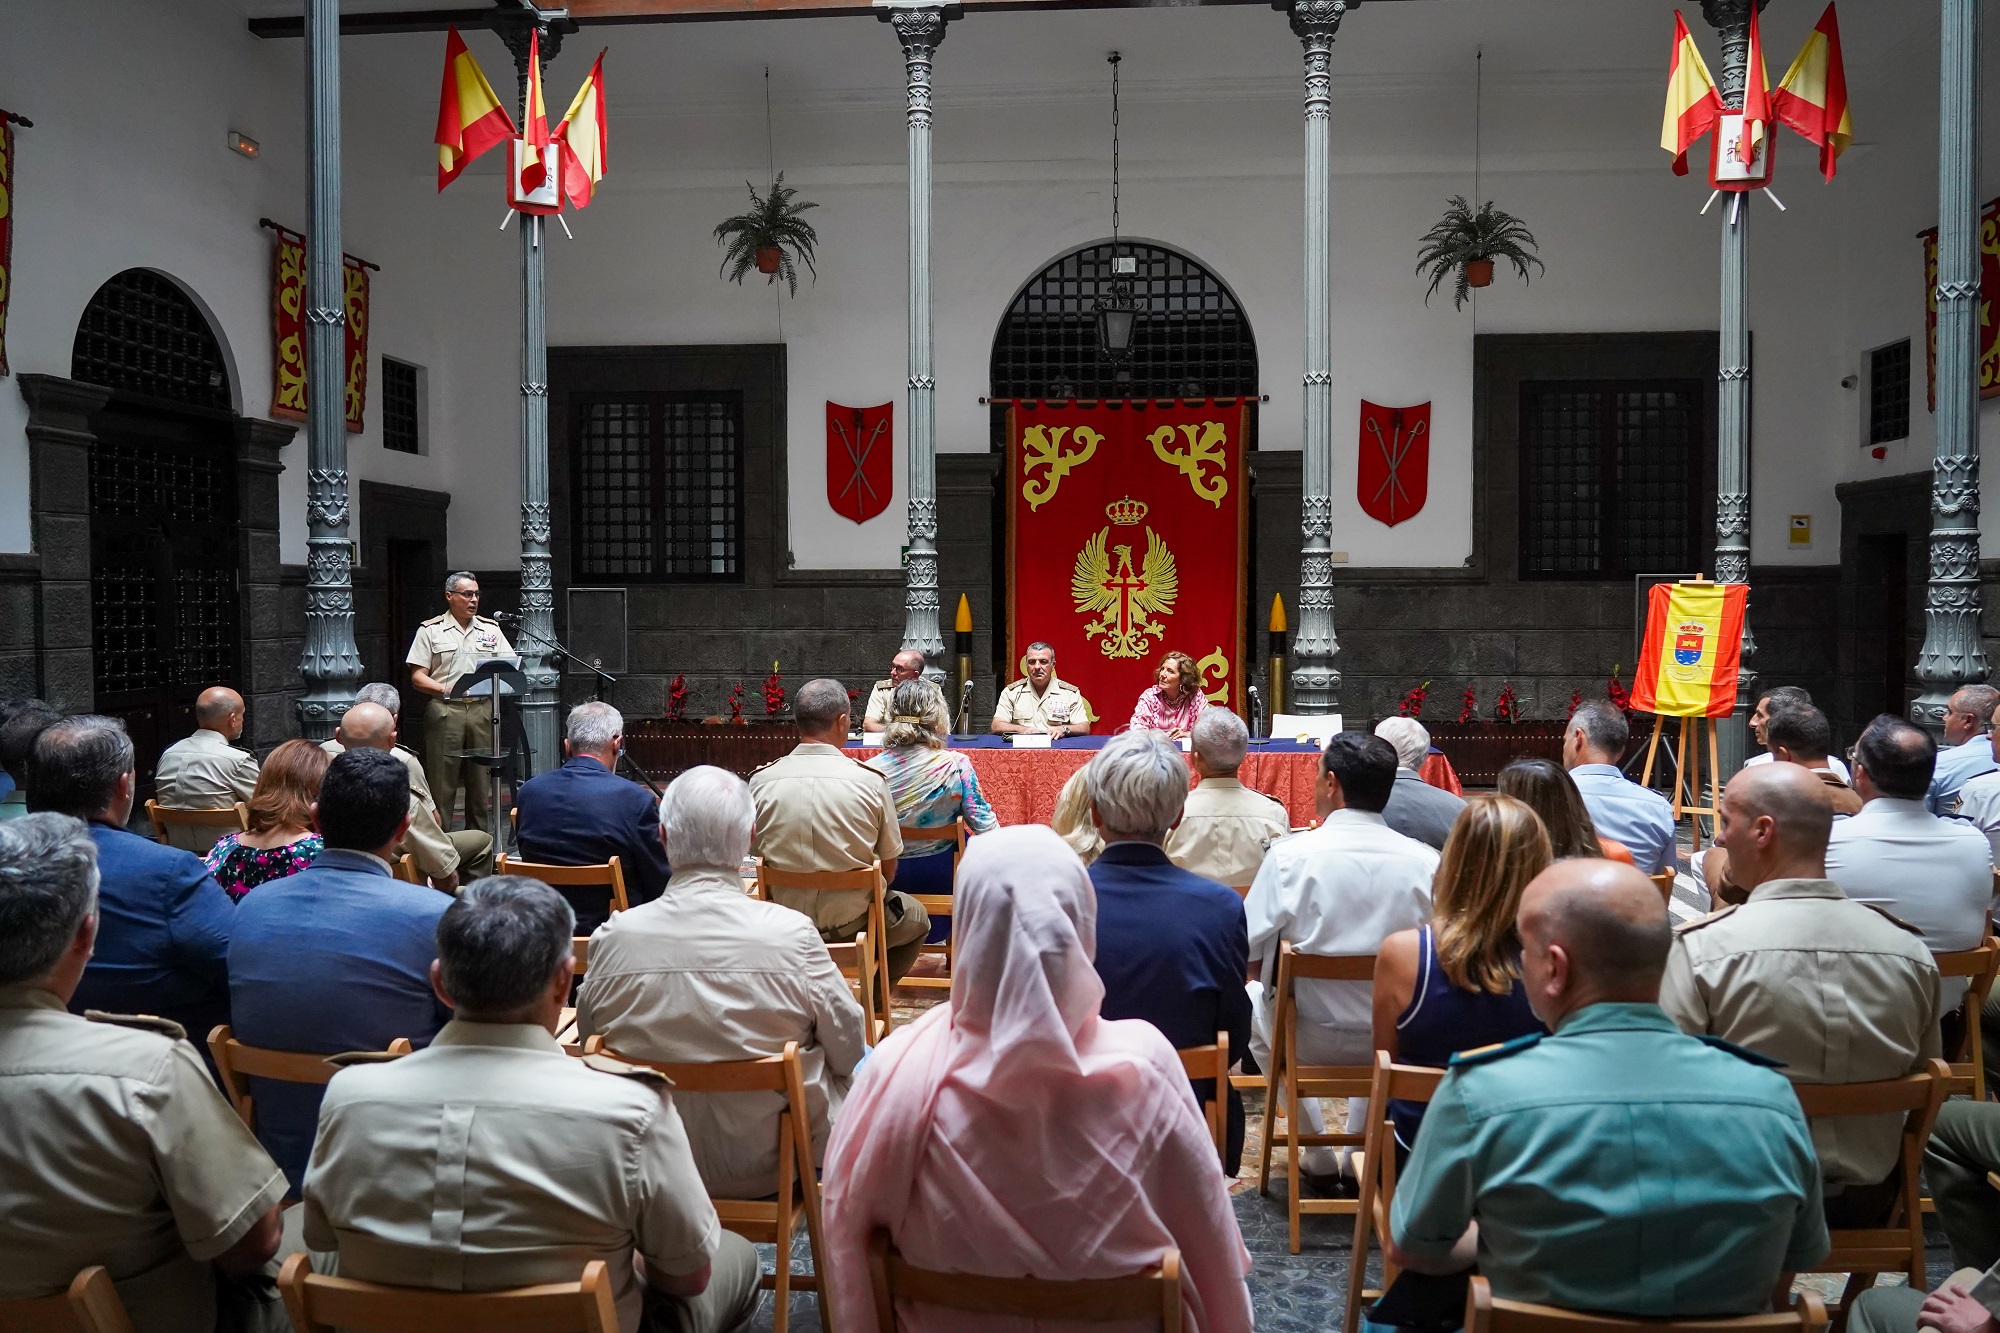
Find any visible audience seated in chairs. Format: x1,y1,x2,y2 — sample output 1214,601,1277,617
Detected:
1495,757,1632,864
1382,858,1827,1324
750,678,928,984
1747,686,1849,779
1928,684,2000,815
229,748,452,1194
820,825,1254,1333
303,876,761,1333
0,698,59,822
1661,761,1942,1226
202,738,328,900
515,701,670,931
577,764,866,1200
0,813,285,1328
1166,706,1289,885
1053,765,1106,866
1245,731,1436,1189
1085,729,1253,1166
325,684,492,892
1849,1098,2000,1333
1370,794,1548,1164
33,714,236,1049
864,676,998,901
1561,701,1676,874
1766,703,1864,817
1374,717,1467,852
152,686,263,853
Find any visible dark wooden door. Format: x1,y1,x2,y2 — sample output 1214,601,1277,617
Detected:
385,537,435,755
1853,532,1911,723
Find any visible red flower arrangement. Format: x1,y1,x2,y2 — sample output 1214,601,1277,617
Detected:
1494,683,1519,724
666,673,689,723
762,661,786,717
1459,685,1478,724
1566,688,1583,719
1605,665,1631,715
726,682,746,722
1397,679,1431,719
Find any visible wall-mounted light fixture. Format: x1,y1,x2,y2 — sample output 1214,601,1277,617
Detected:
228,131,260,160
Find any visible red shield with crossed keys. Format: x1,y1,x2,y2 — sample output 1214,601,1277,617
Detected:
827,401,894,524
1357,400,1430,527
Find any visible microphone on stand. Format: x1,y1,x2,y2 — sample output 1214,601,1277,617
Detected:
491,610,520,623
956,679,975,736
1247,683,1266,743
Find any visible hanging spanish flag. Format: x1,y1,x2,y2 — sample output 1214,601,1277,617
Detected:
435,26,517,191
555,51,608,210
1662,10,1723,176
1737,0,1771,161
1774,3,1853,183
518,29,551,195
1631,582,1749,719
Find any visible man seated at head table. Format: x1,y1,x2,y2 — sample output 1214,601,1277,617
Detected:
1382,858,1827,1325
514,700,672,932
990,641,1093,737
1374,716,1467,851
1165,706,1289,888
153,685,263,852
0,813,287,1332
862,648,929,732
323,690,492,893
579,765,866,1201
304,875,761,1333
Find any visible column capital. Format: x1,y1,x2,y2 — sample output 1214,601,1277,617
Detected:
1280,0,1348,45
1696,0,1767,31
492,5,579,74
877,1,957,53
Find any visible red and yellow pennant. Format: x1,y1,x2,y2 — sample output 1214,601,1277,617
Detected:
266,224,370,432
1774,2,1853,183
1661,10,1723,176
435,26,517,191
1919,196,2000,410
1631,582,1748,719
556,51,608,210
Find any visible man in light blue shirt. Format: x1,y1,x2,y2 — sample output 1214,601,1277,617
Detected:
1928,685,1999,815
1564,701,1677,874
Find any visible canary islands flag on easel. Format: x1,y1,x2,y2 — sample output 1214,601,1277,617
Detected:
1631,582,1748,718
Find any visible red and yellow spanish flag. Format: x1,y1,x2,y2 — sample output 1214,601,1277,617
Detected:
1775,2,1853,182
519,30,552,195
434,27,516,192
1631,582,1749,719
1662,11,1723,176
1737,0,1772,161
556,52,608,210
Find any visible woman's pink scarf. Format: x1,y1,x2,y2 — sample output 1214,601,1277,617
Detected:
821,825,1253,1332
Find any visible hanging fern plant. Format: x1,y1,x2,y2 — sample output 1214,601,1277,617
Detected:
1415,195,1544,311
714,173,820,298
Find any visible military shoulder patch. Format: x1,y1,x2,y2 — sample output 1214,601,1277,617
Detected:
84,1010,187,1041
1673,903,1740,934
1696,1034,1787,1068
1448,1032,1543,1067
1855,901,1926,936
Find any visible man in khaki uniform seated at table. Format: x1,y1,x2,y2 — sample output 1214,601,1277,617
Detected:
0,812,287,1332
405,571,514,835
990,641,1093,737
321,687,492,888
749,678,928,983
1166,706,1288,887
153,685,262,852
304,877,760,1333
861,648,928,732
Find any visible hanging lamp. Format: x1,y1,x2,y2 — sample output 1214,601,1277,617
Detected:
1094,51,1140,362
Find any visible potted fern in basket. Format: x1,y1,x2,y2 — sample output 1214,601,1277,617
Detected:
714,173,820,297
1415,196,1544,311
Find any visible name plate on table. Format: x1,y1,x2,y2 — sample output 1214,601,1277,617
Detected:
1273,713,1343,747
1009,733,1053,749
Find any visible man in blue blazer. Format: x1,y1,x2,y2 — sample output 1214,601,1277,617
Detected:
229,747,453,1193
30,715,234,1048
1084,730,1253,1169
515,702,670,931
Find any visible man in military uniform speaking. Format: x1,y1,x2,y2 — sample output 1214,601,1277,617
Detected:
991,641,1093,738
406,571,514,834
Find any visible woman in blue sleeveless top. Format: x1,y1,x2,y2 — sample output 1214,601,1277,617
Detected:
1371,793,1550,1161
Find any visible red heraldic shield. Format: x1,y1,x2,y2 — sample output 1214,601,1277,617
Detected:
827,402,893,524
1357,400,1430,527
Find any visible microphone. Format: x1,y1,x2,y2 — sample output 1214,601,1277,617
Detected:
1246,683,1265,741
956,678,975,734
491,611,520,623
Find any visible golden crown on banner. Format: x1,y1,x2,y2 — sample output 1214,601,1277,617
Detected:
1106,496,1149,526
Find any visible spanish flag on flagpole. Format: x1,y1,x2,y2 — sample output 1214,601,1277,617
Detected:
434,27,516,192
1775,2,1853,182
556,51,608,210
1737,0,1772,161
1661,10,1723,176
1631,583,1749,719
519,29,552,195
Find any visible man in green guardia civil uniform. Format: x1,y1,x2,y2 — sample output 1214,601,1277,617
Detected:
1383,858,1828,1323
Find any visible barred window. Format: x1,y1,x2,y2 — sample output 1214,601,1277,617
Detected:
72,269,230,410
572,393,742,581
1520,381,1700,580
1868,339,1911,446
382,358,422,454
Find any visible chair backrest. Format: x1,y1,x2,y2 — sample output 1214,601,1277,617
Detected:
1175,1032,1229,1162
866,1229,1183,1332
0,1267,137,1333
1464,1276,1827,1333
1649,870,1676,904
392,854,422,885
827,932,886,1042
586,1036,795,1096
1280,943,1378,985
496,855,629,914
278,1253,619,1333
757,863,886,896
572,936,590,980
207,1025,412,1131
899,822,967,854
144,799,248,843
1792,1058,1948,1279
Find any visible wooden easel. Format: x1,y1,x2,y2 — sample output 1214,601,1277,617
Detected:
1638,575,1723,852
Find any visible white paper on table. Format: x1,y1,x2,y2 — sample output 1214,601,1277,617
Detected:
1273,713,1344,747
860,731,887,744
1009,732,1053,749
1178,737,1192,752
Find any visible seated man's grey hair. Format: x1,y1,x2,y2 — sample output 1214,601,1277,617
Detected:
1568,700,1629,758
1088,730,1188,842
565,700,623,753
1373,716,1431,772
0,813,99,987
1954,685,2000,734
28,716,134,820
436,877,575,1017
658,765,754,871
793,678,852,731
1191,707,1250,774
355,681,402,718
884,679,950,751
1026,641,1054,655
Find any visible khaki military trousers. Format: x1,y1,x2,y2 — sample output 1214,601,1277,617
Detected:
646,1230,761,1333
823,890,931,986
1846,1269,1984,1333
424,697,493,834
449,828,495,880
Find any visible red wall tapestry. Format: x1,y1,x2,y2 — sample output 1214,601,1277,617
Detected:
1920,195,2000,412
268,224,371,433
1006,400,1249,719
826,400,893,523
1357,399,1430,526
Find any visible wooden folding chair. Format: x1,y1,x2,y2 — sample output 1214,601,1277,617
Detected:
586,1039,826,1333
556,936,591,1054
1936,938,2000,1099
144,799,247,846
1464,1275,1828,1333
761,862,893,1033
867,1229,1183,1332
496,854,629,919
207,1026,414,1134
391,854,421,885
1792,1059,1950,1319
828,932,887,1044
1229,885,1253,899
0,1267,137,1333
1343,1052,1445,1333
1650,870,1677,904
278,1253,618,1333
1259,942,1379,1254
1175,1032,1231,1167
897,822,966,992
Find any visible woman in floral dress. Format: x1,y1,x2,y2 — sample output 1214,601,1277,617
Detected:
203,738,329,899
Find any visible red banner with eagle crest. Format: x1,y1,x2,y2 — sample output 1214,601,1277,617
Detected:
1006,401,1249,720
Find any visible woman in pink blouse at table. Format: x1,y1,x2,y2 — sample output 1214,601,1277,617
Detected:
1128,649,1208,738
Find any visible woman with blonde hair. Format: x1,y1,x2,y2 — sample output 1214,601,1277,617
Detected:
1128,649,1207,739
1496,756,1635,864
1051,766,1104,866
865,678,998,899
202,738,330,900
1370,793,1550,1155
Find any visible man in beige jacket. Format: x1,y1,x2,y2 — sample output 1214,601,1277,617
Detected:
153,686,261,852
1165,707,1288,889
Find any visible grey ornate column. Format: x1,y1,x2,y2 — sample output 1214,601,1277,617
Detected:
881,1,954,679
295,0,363,740
1284,0,1347,715
497,10,572,774
1912,0,1988,732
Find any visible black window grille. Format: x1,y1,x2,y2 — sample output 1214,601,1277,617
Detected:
382,358,421,454
72,269,230,409
572,393,743,581
1869,339,1911,445
1521,381,1700,580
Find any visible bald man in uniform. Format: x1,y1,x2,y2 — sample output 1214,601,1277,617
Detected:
862,649,928,732
153,686,262,852
324,699,493,890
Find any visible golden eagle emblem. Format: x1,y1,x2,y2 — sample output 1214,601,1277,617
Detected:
1073,524,1178,660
